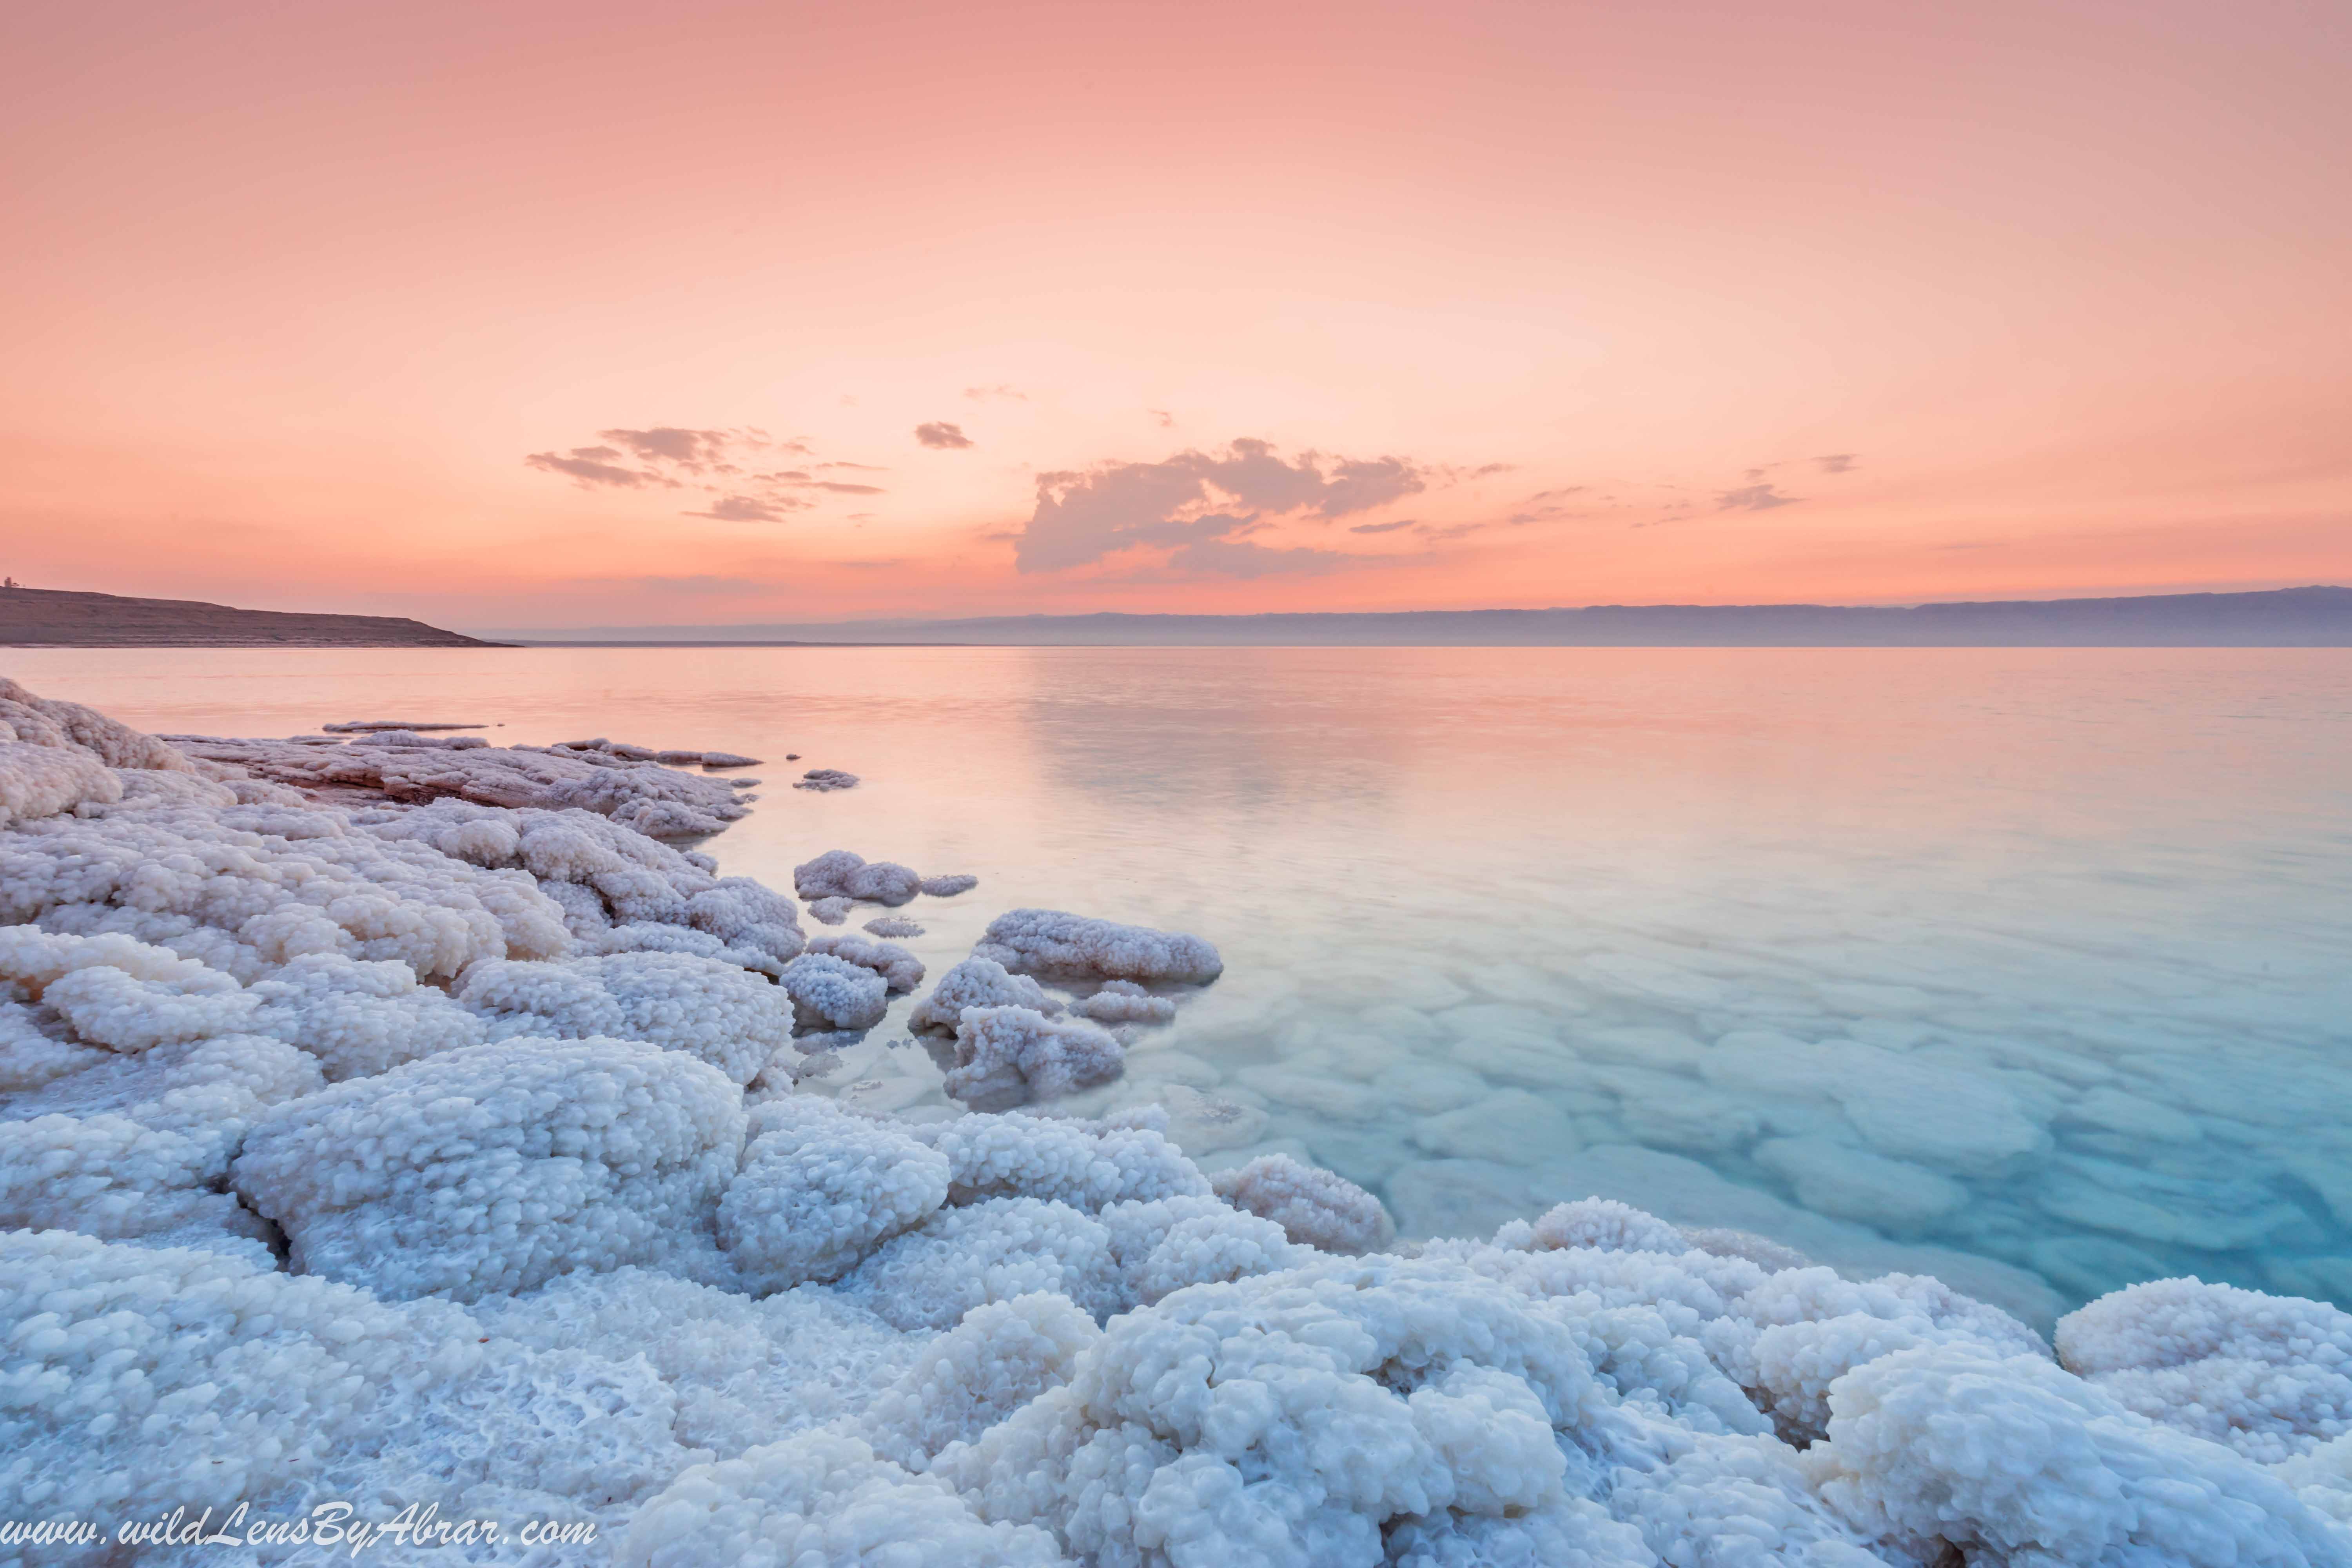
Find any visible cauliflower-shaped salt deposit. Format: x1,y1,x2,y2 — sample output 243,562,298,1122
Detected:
971,908,1223,984
1213,1152,1394,1254
0,740,122,826
806,931,926,993
1069,978,1178,1025
861,1292,1101,1473
920,873,978,897
914,1106,1213,1211
621,1430,1066,1567
458,949,791,1085
2056,1276,2352,1461
795,848,924,906
0,677,198,772
943,1005,1125,1110
232,1036,746,1301
719,1095,951,1292
780,950,891,1032
0,1112,277,1260
1806,1341,2347,1566
909,956,1062,1033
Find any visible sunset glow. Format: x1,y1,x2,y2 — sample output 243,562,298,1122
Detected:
4,0,2345,629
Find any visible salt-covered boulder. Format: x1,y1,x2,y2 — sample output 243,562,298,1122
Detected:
942,1005,1125,1110
0,677,198,772
795,848,923,906
971,908,1223,984
458,950,791,1085
0,1113,278,1261
865,916,925,938
718,1096,951,1292
860,1293,1101,1474
1212,1152,1394,1254
909,956,1062,1033
793,768,861,792
1070,978,1177,1025
0,1231,472,1521
620,1430,1066,1568
806,932,926,993
920,873,978,897
913,1106,1212,1211
232,1036,746,1301
780,951,891,1033
2056,1277,2352,1461
1806,1341,2347,1565
0,740,122,826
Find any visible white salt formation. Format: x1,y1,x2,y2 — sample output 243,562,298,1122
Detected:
973,907,1224,983
323,719,486,731
1070,978,1178,1024
795,768,861,791
942,1004,1127,1110
865,915,925,938
172,725,755,838
8,678,2352,1564
795,847,924,905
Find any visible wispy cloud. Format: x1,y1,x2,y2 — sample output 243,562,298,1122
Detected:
524,424,885,522
1147,409,1175,427
1716,483,1802,512
1816,453,1858,474
915,421,974,450
1016,437,1432,576
963,385,1026,402
1348,519,1418,535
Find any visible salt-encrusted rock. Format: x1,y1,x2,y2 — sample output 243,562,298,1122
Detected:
232,1036,746,1301
457,950,791,1085
937,1252,1663,1563
943,1005,1125,1110
1807,1341,2347,1564
860,1293,1101,1474
865,916,925,938
174,729,752,838
795,848,924,906
909,956,1062,1033
806,896,853,926
324,719,485,732
620,1430,1066,1568
698,751,761,769
971,908,1223,984
719,1096,951,1292
806,932,926,993
0,797,572,981
0,740,122,826
793,768,861,792
913,1106,1212,1211
920,873,979,897
0,1112,277,1261
2057,1277,2352,1461
780,951,891,1033
0,1230,486,1523
1070,978,1177,1025
0,677,198,771
1213,1152,1394,1254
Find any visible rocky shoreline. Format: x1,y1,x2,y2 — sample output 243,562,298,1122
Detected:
3,675,2350,1564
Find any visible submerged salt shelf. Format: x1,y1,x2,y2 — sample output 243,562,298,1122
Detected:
9,652,2352,1562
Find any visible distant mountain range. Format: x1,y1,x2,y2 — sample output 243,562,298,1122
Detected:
0,588,495,647
489,586,2352,647
12,584,2351,649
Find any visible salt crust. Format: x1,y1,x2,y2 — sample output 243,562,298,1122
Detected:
909,955,1063,1033
1213,1151,1395,1254
7,682,2352,1565
973,908,1224,984
944,1005,1127,1110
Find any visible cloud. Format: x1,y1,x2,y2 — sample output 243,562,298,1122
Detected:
1148,409,1175,427
524,452,659,489
1015,437,1432,575
915,422,974,449
1816,453,1858,474
525,423,887,521
686,495,808,523
1348,519,1417,535
1414,522,1490,541
817,461,888,472
963,385,1026,402
1715,483,1802,511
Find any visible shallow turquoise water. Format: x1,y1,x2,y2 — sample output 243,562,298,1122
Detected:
18,644,2351,1328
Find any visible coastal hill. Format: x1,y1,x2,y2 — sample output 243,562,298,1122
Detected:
492,584,2352,648
0,586,498,648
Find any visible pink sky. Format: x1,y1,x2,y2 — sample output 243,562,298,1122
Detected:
2,0,2345,629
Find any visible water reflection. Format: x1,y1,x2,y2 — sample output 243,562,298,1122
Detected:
18,644,2352,1329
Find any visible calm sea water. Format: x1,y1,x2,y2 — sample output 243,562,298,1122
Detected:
15,645,2352,1327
